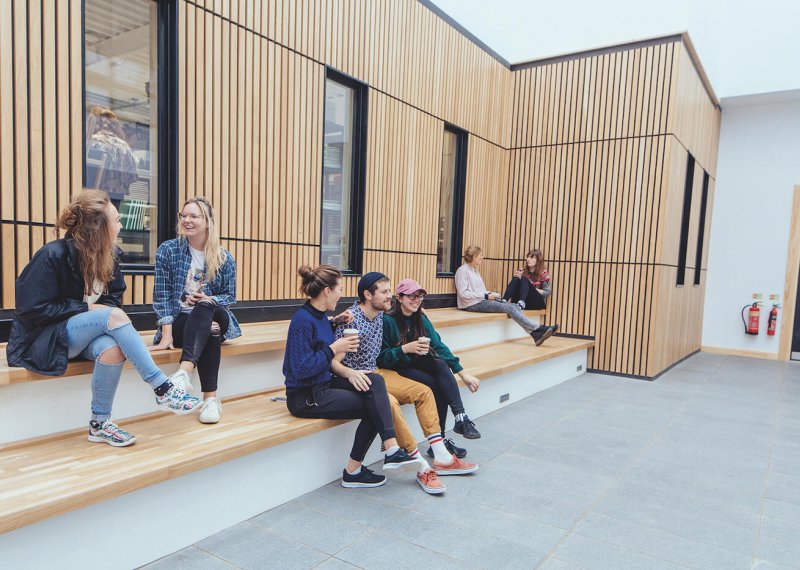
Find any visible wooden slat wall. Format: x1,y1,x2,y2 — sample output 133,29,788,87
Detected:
505,40,720,377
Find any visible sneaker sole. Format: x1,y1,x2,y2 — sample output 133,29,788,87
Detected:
383,459,422,472
434,465,480,476
418,481,447,494
461,431,482,440
427,448,468,459
199,416,220,424
341,479,387,488
157,401,204,415
88,434,136,447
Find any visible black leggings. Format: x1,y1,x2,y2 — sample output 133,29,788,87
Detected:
172,301,230,393
397,357,465,434
503,276,547,310
286,373,396,463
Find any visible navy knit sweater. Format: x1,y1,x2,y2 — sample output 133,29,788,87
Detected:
283,301,335,392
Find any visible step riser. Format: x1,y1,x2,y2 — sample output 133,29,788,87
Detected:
1,320,536,444
0,349,587,570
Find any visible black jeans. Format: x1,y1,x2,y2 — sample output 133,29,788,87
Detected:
397,357,465,435
172,301,230,393
503,276,547,310
286,373,396,463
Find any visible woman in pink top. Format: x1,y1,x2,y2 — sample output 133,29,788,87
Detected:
454,245,554,347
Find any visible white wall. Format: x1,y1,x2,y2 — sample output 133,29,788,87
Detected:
702,90,800,354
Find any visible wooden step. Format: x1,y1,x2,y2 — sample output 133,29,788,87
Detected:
0,308,545,386
0,335,588,535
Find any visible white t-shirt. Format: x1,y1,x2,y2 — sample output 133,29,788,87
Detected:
180,246,206,312
83,280,104,304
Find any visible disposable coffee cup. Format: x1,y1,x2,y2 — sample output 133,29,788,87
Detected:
418,336,430,355
343,328,359,352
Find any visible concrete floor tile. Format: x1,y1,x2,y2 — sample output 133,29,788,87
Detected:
335,531,469,569
554,533,689,570
143,546,239,569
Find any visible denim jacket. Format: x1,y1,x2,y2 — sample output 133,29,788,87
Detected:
153,237,241,341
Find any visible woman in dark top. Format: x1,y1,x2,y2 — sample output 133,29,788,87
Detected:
502,248,559,339
378,278,482,458
283,265,416,489
6,190,202,447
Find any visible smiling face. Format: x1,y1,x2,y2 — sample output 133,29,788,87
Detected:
179,202,208,243
365,279,393,312
323,278,344,311
106,202,122,243
398,291,424,315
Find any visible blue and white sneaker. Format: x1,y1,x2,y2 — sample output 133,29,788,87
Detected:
155,382,203,415
88,420,136,447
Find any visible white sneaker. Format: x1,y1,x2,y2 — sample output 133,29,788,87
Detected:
199,397,221,424
168,369,193,391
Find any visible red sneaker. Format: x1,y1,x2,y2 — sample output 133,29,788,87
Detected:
416,468,446,494
433,454,479,476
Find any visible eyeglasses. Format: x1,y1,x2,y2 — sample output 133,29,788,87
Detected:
178,213,203,222
406,294,425,301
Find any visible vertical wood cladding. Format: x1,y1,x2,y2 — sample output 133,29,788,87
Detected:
0,2,719,377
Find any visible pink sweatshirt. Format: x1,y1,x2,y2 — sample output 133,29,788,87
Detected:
454,263,489,309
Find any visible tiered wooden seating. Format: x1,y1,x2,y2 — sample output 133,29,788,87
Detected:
0,308,546,386
0,331,589,535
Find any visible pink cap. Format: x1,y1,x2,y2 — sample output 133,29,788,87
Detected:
395,278,427,296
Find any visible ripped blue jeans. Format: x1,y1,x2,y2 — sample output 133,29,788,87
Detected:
66,307,169,422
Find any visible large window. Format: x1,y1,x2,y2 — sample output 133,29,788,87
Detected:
321,70,367,274
436,126,467,274
84,0,160,265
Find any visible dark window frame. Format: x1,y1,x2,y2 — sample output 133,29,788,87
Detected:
676,153,695,286
320,67,369,276
81,0,179,276
436,124,468,277
693,170,710,286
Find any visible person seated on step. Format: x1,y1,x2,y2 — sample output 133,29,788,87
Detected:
283,264,419,490
333,272,478,495
149,197,240,425
455,244,552,347
501,247,559,342
378,278,482,460
6,190,203,448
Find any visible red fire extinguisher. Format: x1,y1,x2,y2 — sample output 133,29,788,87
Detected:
767,304,780,336
742,302,761,335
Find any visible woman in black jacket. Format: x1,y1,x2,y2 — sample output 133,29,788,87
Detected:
6,190,203,447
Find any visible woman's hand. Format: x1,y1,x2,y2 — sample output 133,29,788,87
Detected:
513,268,523,278
149,333,175,351
402,340,429,355
330,335,359,355
459,371,481,393
332,309,354,325
185,291,215,306
347,370,373,391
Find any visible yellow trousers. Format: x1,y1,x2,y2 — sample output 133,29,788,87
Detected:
383,370,440,454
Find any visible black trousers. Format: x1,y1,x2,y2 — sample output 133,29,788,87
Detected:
397,357,465,435
172,301,230,393
503,276,547,310
286,373,396,463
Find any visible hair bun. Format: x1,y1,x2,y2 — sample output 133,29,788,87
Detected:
297,265,315,283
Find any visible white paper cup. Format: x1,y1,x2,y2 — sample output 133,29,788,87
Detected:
418,336,430,355
343,329,359,352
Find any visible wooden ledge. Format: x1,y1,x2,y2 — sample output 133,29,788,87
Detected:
0,336,591,534
0,308,546,386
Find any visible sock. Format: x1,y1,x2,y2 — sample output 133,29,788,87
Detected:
428,434,453,465
455,412,466,423
346,465,362,476
409,449,430,474
153,380,173,397
384,445,400,457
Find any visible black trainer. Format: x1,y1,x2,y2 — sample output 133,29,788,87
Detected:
453,416,481,439
531,326,555,346
383,448,419,471
427,437,467,459
341,466,386,488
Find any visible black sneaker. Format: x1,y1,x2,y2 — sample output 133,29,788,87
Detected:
453,416,481,439
531,327,555,346
427,437,467,459
383,448,419,471
551,323,560,333
341,466,386,488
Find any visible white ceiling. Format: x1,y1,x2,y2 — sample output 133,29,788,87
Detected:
431,0,800,101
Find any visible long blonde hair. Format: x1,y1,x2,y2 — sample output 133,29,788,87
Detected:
57,189,116,294
178,196,226,282
463,245,482,263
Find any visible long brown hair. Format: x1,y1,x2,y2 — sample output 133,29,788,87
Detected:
57,189,116,294
298,264,341,298
178,196,226,281
86,105,125,140
523,248,546,281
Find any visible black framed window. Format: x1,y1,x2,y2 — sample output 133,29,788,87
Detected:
83,0,177,270
693,170,710,286
320,69,368,274
436,125,467,275
676,153,695,286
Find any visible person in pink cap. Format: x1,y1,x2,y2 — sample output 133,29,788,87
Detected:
378,278,483,459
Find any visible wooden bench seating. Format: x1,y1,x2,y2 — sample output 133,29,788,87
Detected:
0,334,590,534
0,308,546,386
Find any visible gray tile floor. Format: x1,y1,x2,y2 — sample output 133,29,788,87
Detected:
144,353,800,569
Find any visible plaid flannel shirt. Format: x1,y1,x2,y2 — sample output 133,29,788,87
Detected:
153,237,242,341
